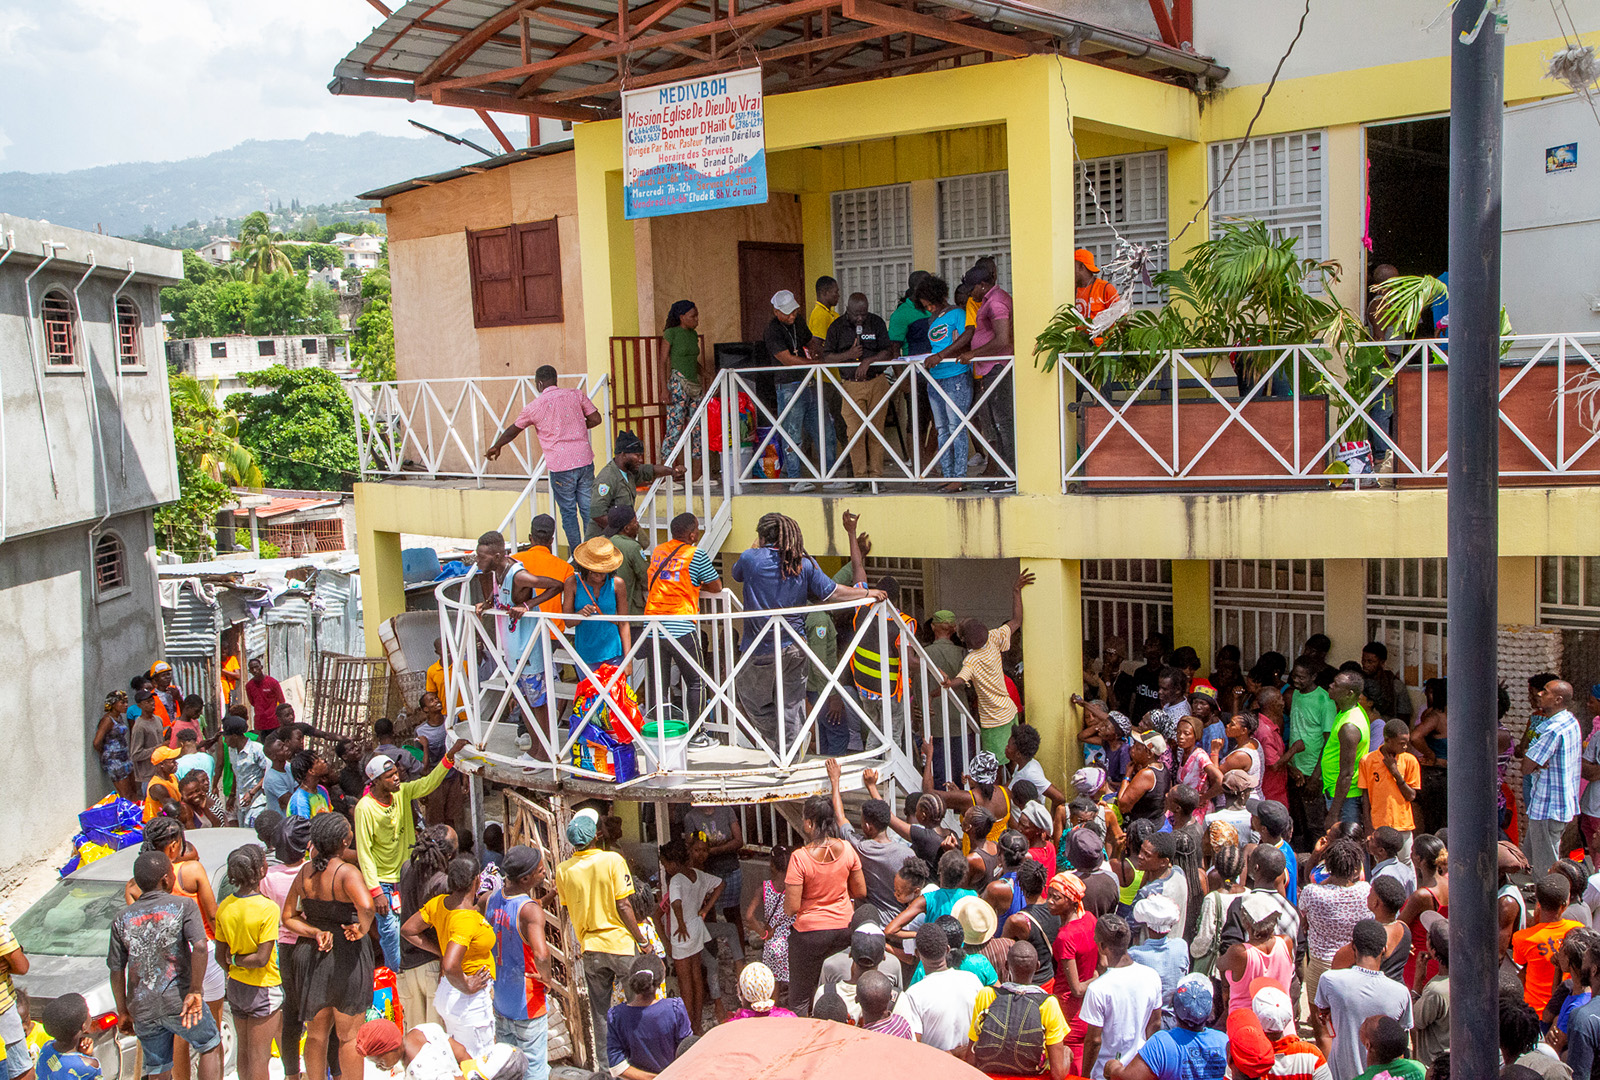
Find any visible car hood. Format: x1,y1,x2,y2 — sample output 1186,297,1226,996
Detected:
14,955,119,1014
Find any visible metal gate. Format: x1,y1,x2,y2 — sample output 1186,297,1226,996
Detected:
1082,560,1172,654
610,336,669,464
311,653,390,741
1367,558,1448,689
1212,559,1325,664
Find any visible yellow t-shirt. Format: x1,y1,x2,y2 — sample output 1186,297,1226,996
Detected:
555,847,637,956
214,893,281,987
0,919,17,1012
968,985,1068,1044
420,895,497,978
808,302,839,341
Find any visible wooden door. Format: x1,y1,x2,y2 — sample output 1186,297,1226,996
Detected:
737,241,805,343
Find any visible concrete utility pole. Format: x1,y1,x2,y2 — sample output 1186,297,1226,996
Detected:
1446,2,1504,1077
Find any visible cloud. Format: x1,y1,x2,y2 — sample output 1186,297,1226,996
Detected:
0,0,423,173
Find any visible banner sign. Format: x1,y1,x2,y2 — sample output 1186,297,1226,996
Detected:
622,67,767,219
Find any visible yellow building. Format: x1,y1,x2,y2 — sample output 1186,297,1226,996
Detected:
337,0,1600,790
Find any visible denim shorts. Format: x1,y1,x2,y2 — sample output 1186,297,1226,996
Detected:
134,1008,221,1075
0,1006,30,1080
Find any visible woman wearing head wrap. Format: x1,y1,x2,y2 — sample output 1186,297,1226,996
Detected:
1018,801,1058,870
1044,872,1097,1074
659,300,710,460
95,689,136,799
354,1016,508,1080
940,749,1012,847
728,962,797,1020
1137,708,1180,778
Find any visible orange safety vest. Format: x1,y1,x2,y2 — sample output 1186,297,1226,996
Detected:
851,609,917,698
644,542,701,617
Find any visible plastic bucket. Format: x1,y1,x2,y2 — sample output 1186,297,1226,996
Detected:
641,718,691,774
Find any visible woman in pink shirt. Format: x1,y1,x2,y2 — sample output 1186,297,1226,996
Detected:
783,795,865,1014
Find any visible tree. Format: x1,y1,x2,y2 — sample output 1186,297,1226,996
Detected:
239,210,291,283
352,257,395,381
156,376,263,558
229,366,360,491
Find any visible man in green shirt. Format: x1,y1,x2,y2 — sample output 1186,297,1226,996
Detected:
601,506,650,615
355,738,469,970
1287,658,1337,847
1322,670,1371,830
588,430,681,538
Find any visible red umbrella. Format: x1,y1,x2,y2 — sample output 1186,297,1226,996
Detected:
657,1017,989,1079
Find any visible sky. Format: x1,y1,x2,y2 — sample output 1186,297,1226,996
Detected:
0,1,425,174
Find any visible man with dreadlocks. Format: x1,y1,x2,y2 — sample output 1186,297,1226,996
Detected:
731,513,885,750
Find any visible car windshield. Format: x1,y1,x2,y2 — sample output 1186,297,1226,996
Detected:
12,878,128,957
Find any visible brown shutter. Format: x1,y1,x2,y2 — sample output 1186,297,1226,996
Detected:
516,219,563,323
467,226,519,327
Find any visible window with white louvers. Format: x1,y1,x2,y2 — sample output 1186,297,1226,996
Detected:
1075,151,1170,307
1208,130,1326,287
831,184,914,319
937,171,1010,291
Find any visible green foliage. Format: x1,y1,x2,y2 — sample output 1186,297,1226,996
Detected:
238,213,293,283
164,258,342,338
128,202,383,251
257,539,283,560
230,366,359,491
282,243,342,272
156,376,264,559
352,256,395,381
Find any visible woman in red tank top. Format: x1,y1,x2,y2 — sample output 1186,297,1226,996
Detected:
1396,833,1449,991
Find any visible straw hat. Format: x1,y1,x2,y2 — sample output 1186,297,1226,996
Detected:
573,537,623,574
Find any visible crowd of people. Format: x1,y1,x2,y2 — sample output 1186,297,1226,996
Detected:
26,503,1600,1080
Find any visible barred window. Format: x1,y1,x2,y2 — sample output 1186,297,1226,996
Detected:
116,297,142,366
95,533,127,596
42,291,76,365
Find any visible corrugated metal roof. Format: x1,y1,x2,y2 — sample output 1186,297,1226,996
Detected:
162,581,220,659
233,497,343,520
359,140,574,200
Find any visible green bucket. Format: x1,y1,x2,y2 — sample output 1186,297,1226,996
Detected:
641,718,691,773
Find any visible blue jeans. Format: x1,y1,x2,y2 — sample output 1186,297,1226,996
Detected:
776,379,835,479
376,881,402,971
494,1014,549,1080
1366,387,1396,455
1334,793,1363,827
550,463,593,552
927,373,973,478
133,1009,221,1075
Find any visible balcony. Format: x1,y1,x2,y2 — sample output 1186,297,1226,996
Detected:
1058,333,1600,492
350,374,610,481
438,581,979,804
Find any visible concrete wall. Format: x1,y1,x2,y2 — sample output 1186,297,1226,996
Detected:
0,509,163,884
383,152,588,383
0,215,181,542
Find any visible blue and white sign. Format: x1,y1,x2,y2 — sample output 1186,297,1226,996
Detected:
622,67,767,219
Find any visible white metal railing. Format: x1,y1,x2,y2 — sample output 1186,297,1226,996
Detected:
1058,334,1600,490
351,374,611,481
436,574,981,793
712,358,1017,490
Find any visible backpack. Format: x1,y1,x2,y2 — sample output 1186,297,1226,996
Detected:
972,984,1048,1076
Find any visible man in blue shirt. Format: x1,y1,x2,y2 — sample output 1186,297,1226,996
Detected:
1105,974,1227,1080
731,512,883,753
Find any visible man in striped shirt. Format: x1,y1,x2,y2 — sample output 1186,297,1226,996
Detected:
643,512,722,726
1519,679,1581,876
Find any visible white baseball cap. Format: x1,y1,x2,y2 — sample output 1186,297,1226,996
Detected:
365,753,398,780
771,290,800,314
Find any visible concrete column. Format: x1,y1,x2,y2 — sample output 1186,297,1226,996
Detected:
801,192,833,293
1005,64,1073,496
1171,560,1212,663
1323,559,1368,660
1499,556,1538,626
910,179,938,272
1165,140,1210,273
1323,124,1367,313
357,518,405,658
1021,558,1082,781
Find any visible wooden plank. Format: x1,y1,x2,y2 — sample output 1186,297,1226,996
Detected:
516,0,692,96
475,109,518,153
428,0,838,92
538,22,885,102
431,87,604,122
418,0,556,86
366,0,393,15
842,0,1034,57
774,42,971,91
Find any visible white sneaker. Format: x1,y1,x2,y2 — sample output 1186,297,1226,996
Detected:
822,480,852,492
515,732,533,751
790,481,817,493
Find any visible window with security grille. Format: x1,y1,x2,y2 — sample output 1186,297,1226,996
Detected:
832,184,913,318
1208,130,1326,287
1367,558,1447,689
42,291,75,365
937,172,1010,291
1082,559,1172,656
1075,151,1169,307
116,298,142,366
1212,559,1325,664
1538,557,1600,628
94,533,127,596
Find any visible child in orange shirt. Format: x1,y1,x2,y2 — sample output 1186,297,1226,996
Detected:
1358,719,1421,864
1512,874,1584,1016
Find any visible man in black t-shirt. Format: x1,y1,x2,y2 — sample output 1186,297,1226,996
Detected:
821,292,894,486
764,289,843,492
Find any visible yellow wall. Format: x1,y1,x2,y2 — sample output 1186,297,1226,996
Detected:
384,153,589,383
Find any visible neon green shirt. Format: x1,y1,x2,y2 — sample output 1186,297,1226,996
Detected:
1321,704,1370,798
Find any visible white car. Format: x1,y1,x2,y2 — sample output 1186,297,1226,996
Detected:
11,828,259,1080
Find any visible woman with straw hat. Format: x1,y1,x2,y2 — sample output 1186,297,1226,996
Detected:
563,537,631,670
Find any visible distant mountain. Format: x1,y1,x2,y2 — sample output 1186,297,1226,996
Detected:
0,130,499,236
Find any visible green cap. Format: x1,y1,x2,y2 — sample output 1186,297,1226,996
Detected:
931,610,956,624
